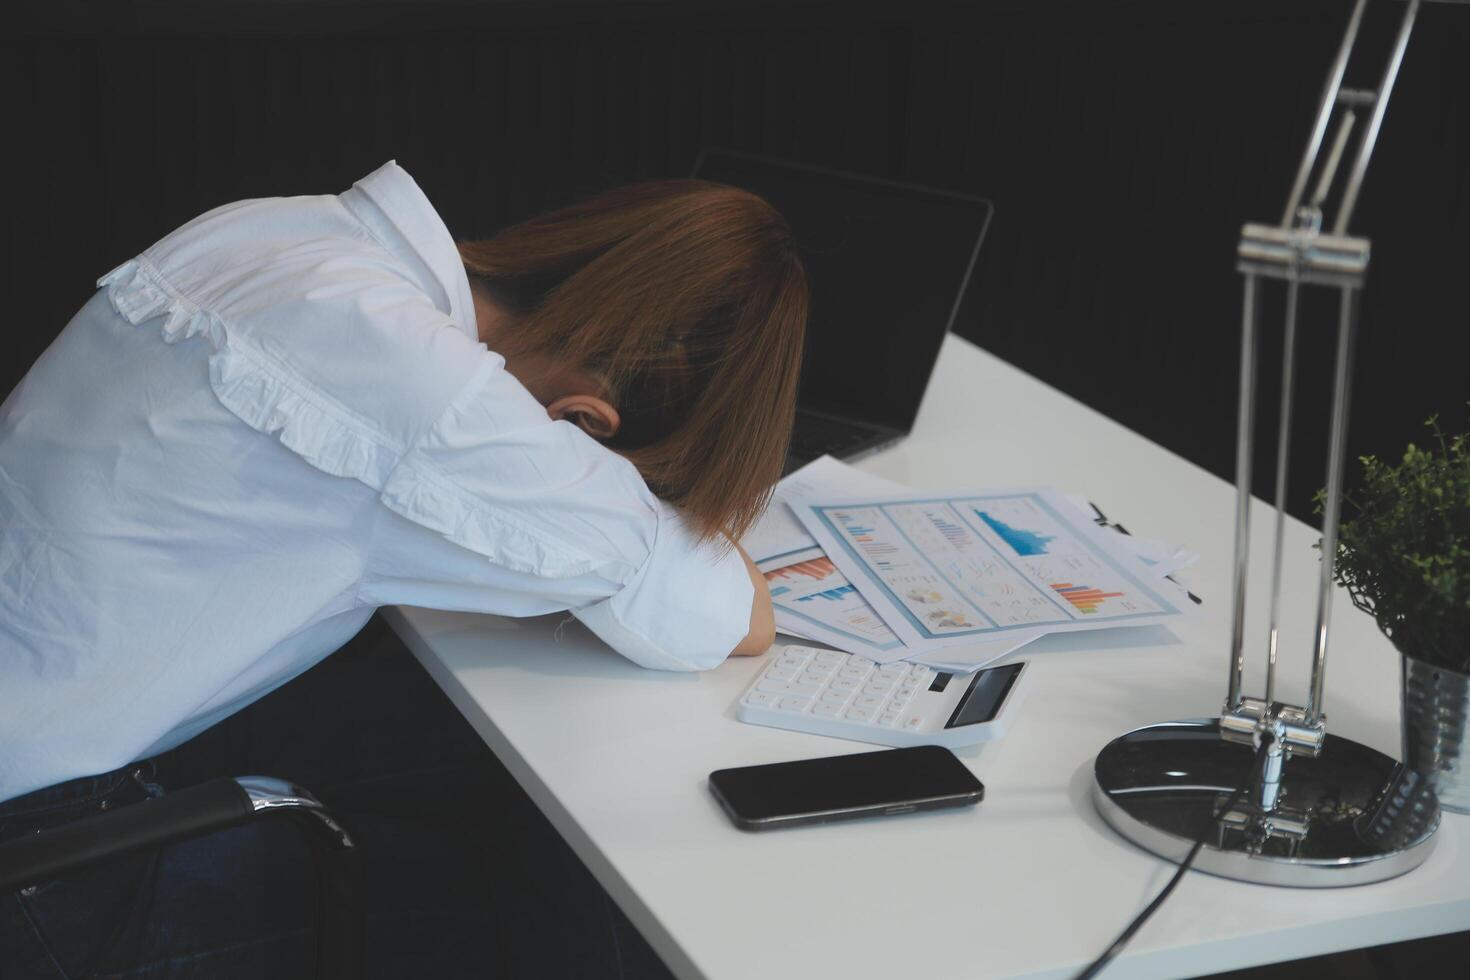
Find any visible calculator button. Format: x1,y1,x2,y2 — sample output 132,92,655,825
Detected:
765,667,798,682
903,716,925,730
854,695,884,710
908,667,933,683
829,677,860,693
743,691,777,708
757,680,822,698
813,702,843,717
838,667,870,682
876,663,907,678
847,657,877,670
879,710,901,726
778,697,812,712
779,654,810,670
895,684,918,700
814,651,844,666
845,705,877,723
820,689,851,705
861,683,891,699
802,669,833,685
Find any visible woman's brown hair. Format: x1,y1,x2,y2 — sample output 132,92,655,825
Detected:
458,180,808,543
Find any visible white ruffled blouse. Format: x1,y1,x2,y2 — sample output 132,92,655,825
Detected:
0,161,752,802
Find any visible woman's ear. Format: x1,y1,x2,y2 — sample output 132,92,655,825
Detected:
546,394,621,440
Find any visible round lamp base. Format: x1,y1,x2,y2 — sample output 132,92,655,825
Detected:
1092,719,1440,887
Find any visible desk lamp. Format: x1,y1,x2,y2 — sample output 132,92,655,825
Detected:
1091,0,1458,886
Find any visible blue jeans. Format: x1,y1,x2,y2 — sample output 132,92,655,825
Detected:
0,614,673,979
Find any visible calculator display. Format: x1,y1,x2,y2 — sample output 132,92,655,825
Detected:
944,663,1024,729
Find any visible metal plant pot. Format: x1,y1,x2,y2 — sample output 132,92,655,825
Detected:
1402,654,1470,813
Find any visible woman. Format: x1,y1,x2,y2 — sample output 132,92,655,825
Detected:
0,161,807,976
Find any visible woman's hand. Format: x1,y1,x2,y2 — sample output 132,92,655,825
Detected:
728,539,775,658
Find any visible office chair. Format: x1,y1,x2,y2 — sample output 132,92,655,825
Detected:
0,774,362,980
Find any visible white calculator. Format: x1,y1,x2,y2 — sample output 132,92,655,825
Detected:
736,645,1029,749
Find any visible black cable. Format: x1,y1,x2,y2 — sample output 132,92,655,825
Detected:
1074,736,1276,980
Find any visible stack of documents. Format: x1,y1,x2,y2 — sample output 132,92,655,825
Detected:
742,457,1198,673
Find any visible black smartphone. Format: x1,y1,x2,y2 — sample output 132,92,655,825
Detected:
708,745,984,831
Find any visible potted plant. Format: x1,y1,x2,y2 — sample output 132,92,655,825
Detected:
1323,414,1470,812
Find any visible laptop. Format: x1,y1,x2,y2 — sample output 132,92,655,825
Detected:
692,149,993,472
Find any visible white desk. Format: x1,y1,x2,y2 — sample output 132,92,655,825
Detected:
384,334,1469,980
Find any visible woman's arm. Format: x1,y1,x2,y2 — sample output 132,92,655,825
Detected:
728,539,775,657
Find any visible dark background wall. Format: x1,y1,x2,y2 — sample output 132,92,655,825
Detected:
8,0,1468,522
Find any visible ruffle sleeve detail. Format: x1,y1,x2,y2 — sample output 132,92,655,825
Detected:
97,256,400,487
98,257,226,347
379,451,605,580
375,357,612,580
96,255,606,581
208,345,401,486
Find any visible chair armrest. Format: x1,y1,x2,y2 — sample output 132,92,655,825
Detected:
0,776,355,891
0,775,361,980
1,776,256,891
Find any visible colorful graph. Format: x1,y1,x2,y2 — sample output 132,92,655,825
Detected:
765,556,837,583
976,510,1056,555
841,611,895,640
834,512,900,568
1051,582,1125,614
836,514,877,540
928,512,974,548
796,585,858,603
923,608,977,629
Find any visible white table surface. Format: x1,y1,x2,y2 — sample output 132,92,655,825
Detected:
384,334,1469,980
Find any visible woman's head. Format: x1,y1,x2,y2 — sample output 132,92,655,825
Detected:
458,180,808,542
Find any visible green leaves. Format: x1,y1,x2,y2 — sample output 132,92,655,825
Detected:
1319,413,1470,673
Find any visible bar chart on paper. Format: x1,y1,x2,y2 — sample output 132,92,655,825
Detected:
796,584,859,603
974,511,1055,556
841,519,901,569
766,556,840,597
1052,583,1126,614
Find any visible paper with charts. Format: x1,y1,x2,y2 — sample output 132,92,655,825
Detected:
743,456,912,660
793,488,1193,652
757,547,909,662
759,545,1033,667
745,457,1029,666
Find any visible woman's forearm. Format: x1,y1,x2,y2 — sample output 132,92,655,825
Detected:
728,539,775,657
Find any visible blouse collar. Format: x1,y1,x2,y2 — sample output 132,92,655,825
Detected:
347,161,479,343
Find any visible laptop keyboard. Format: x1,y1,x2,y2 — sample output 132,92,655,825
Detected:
788,412,884,464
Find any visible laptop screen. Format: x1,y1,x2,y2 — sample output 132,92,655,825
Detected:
693,150,992,433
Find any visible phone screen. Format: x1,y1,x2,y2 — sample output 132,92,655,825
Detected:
709,745,983,827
